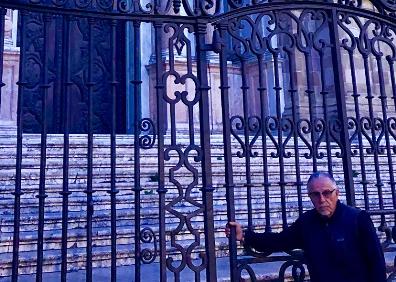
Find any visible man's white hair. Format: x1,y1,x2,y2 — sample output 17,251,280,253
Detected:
307,172,337,191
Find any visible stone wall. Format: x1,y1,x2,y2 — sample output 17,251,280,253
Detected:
0,9,18,129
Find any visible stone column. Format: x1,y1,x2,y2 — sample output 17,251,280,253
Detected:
0,9,19,134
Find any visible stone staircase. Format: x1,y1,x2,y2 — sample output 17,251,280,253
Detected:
0,131,395,277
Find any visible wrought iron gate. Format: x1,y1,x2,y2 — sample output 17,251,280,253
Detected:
1,0,396,281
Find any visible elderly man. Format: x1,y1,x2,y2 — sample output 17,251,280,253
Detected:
226,172,387,282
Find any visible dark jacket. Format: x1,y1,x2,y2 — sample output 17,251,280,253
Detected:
244,201,386,282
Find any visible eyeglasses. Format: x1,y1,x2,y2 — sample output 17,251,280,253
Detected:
308,189,336,199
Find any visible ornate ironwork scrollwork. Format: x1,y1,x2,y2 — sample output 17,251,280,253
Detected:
364,117,385,155
265,116,281,158
230,115,246,158
281,117,295,158
237,262,257,282
387,117,396,153
314,118,327,159
164,144,206,276
140,227,158,264
297,119,313,159
139,118,156,149
229,115,261,161
348,116,359,156
248,116,261,158
328,118,344,158
278,259,306,282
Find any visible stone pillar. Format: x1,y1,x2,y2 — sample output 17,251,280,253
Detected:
0,9,19,133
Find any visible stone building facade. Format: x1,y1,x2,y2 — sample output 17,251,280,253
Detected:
0,9,18,131
0,7,392,135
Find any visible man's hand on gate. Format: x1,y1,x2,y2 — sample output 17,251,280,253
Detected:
225,222,244,242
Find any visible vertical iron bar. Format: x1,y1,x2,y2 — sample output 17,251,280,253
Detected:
36,13,51,282
240,59,253,228
286,50,303,216
154,21,167,282
85,17,95,282
108,19,120,282
390,59,396,113
349,49,369,209
217,24,238,282
376,54,394,228
319,49,333,174
196,20,217,282
133,20,142,282
257,55,272,228
304,50,317,172
389,59,396,216
53,16,63,131
12,10,27,282
329,8,355,205
169,103,176,145
60,15,72,282
0,8,6,109
362,55,385,222
272,53,287,228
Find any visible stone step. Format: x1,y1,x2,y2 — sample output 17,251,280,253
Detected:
1,134,395,276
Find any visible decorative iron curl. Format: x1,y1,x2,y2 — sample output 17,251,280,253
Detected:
75,0,92,8
230,115,246,158
297,119,313,159
313,118,326,159
374,117,386,155
248,116,262,158
139,118,156,149
248,13,271,55
348,117,359,156
371,34,396,59
96,0,114,10
181,0,221,16
140,227,158,264
265,116,281,158
51,0,69,6
373,0,396,17
295,9,327,53
281,117,294,158
361,117,375,154
166,246,187,273
338,13,359,52
237,262,258,282
328,118,344,158
278,259,306,282
227,18,251,59
117,0,130,12
227,0,244,9
387,117,396,153
358,18,381,56
183,144,203,171
338,0,363,8
365,118,385,155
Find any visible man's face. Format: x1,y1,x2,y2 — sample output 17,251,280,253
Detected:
308,177,339,218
